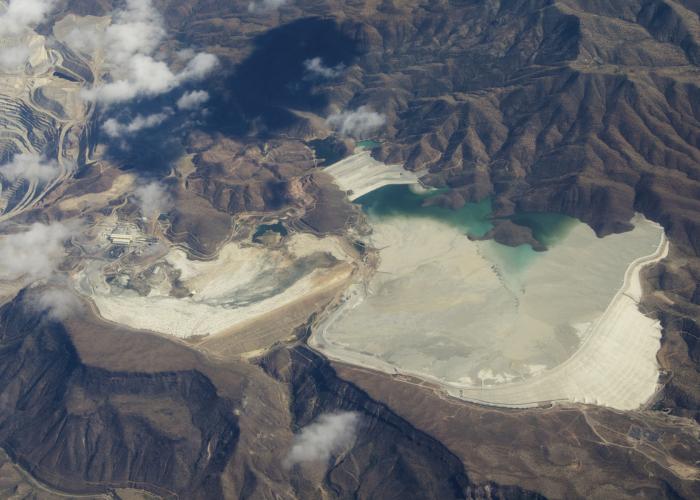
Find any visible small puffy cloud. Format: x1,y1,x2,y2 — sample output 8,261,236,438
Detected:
0,153,61,183
105,0,165,65
81,0,218,105
248,0,288,13
178,53,219,81
134,182,172,218
0,0,58,37
327,106,386,139
284,412,361,467
0,222,73,281
177,90,210,110
61,24,102,56
84,55,177,104
303,57,344,79
0,0,58,70
31,287,84,320
176,48,195,61
102,109,173,138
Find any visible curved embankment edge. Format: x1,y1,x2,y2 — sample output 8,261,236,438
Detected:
312,224,669,411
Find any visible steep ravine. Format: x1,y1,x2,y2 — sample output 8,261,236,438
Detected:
260,345,546,499
0,291,239,499
0,292,546,499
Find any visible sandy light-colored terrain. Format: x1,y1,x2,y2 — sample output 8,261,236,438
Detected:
79,233,355,340
324,150,421,200
311,212,667,410
0,15,108,222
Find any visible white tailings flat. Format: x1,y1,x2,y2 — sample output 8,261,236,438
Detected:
448,233,668,409
311,214,668,411
324,151,420,200
79,234,354,340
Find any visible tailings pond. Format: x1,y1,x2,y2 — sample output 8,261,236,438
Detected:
311,185,665,408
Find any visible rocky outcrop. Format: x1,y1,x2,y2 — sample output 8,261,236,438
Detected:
0,292,239,498
260,346,546,499
479,220,547,251
186,137,316,215
166,189,235,259
187,174,294,214
644,256,700,421
0,289,548,499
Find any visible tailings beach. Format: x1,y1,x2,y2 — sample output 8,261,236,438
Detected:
311,184,667,411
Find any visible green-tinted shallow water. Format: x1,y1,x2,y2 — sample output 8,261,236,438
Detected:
357,185,494,237
356,185,579,275
356,139,382,150
508,212,578,248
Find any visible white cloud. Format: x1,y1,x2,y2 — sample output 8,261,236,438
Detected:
248,0,289,13
0,45,29,71
178,53,219,81
31,287,84,320
0,0,58,70
102,109,173,138
284,412,361,467
105,0,165,65
0,0,57,37
327,106,386,139
176,90,210,110
304,57,344,79
0,222,73,281
61,24,102,56
175,48,195,61
134,182,172,218
0,153,61,183
81,0,218,104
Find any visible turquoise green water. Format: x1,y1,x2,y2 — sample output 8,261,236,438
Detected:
356,185,579,275
357,139,382,150
508,212,578,248
356,185,494,238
